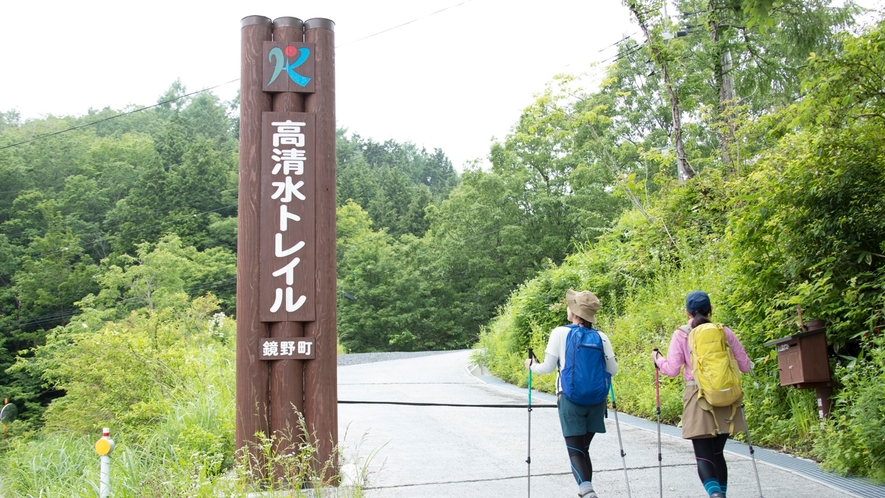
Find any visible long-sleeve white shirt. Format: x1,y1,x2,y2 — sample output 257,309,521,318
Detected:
529,325,618,392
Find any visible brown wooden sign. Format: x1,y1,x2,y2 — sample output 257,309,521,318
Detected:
263,42,316,93
259,337,316,360
259,112,317,322
239,15,337,481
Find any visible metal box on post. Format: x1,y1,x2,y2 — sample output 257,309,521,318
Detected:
763,320,833,418
764,327,831,387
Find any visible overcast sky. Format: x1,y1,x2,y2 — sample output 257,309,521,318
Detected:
1,1,880,170
0,0,641,170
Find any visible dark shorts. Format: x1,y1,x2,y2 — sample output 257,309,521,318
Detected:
558,394,607,437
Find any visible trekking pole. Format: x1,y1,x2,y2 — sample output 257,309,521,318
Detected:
526,347,534,498
609,384,632,498
740,403,765,497
653,349,663,498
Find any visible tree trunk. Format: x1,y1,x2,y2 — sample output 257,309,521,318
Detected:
709,0,737,174
627,0,694,182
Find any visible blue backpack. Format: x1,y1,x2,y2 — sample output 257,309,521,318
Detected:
559,324,611,406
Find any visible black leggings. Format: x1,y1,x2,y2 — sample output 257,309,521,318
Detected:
565,433,596,484
692,434,729,494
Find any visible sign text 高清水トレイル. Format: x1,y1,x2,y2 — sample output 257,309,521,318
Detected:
259,113,317,322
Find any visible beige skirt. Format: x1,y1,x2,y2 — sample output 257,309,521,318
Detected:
681,383,747,439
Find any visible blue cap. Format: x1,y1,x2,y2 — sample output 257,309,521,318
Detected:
686,291,712,315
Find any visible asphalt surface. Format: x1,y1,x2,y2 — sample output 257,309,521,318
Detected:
336,349,884,498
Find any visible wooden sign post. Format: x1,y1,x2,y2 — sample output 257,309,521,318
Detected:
237,15,337,481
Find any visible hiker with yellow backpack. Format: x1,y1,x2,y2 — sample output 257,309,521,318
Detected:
651,291,752,498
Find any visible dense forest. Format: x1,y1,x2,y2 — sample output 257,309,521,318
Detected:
0,0,882,494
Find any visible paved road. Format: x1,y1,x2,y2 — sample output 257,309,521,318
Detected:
337,350,881,498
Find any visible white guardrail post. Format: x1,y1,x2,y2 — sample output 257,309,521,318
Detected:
95,428,115,498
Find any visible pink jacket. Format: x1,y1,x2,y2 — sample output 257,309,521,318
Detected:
655,321,752,381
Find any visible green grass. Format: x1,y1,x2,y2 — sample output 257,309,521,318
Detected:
0,416,382,497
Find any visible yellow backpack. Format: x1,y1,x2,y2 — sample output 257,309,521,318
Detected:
686,323,743,434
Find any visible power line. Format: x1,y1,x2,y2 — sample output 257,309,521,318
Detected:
0,275,240,335
0,0,637,154
0,3,645,335
599,34,636,53
339,400,557,408
600,43,645,65
1,203,237,253
0,1,477,153
336,1,473,48
0,79,239,152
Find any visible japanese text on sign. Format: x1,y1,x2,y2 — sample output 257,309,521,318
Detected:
259,113,317,322
259,337,317,360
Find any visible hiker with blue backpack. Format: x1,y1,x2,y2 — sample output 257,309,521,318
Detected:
651,291,753,498
525,289,618,498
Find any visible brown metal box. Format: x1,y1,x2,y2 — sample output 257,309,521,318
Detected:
763,328,831,387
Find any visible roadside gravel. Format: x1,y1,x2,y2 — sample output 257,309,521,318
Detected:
337,350,457,366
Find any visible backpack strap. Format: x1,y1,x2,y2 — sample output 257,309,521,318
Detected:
555,323,581,393
727,404,737,434
696,397,721,436
699,397,740,435
681,324,693,377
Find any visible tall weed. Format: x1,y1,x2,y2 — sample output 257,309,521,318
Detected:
813,333,885,482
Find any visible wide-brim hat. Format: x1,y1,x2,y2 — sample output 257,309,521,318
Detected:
566,289,600,324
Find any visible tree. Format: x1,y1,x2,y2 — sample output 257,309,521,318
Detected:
621,0,858,178
106,136,237,254
716,21,885,478
0,136,31,221
89,234,236,317
336,133,459,238
424,168,532,338
1,191,49,247
725,19,885,356
3,201,100,423
624,0,695,181
336,200,469,352
12,201,98,327
87,132,162,205
0,109,21,130
336,201,400,351
13,294,233,435
397,82,634,344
